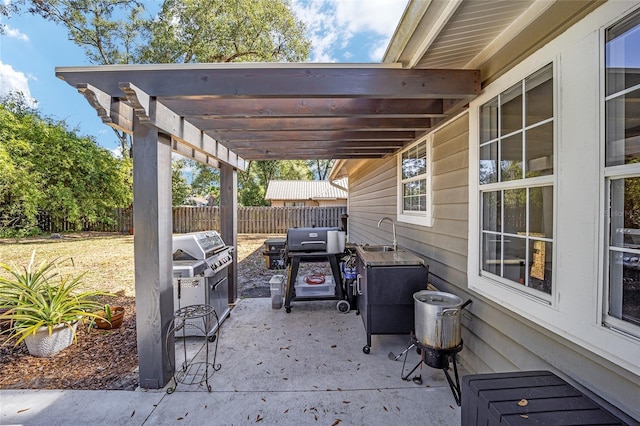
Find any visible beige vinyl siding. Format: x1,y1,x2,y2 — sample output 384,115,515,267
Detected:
347,111,639,421
348,113,470,285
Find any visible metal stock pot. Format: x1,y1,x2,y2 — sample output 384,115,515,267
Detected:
413,290,463,349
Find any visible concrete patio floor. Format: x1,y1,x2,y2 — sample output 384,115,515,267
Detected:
0,298,465,425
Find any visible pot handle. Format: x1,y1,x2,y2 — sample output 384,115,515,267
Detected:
438,308,459,317
461,299,472,310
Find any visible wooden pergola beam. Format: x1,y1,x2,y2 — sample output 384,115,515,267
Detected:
161,97,446,118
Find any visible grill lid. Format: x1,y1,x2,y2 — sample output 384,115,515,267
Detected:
173,231,226,260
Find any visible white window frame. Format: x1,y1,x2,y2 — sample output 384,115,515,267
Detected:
396,134,433,227
601,8,640,339
468,1,640,375
477,63,556,304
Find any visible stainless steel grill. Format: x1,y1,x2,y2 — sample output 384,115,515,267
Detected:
172,231,233,337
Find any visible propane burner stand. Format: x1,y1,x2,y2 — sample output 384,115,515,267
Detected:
400,334,463,406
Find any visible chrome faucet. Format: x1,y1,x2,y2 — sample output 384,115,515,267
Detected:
377,216,397,252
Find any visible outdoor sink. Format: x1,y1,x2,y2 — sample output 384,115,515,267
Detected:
360,245,402,252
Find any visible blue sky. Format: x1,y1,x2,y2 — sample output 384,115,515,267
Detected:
0,0,408,153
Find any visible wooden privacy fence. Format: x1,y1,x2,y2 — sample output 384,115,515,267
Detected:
38,206,347,234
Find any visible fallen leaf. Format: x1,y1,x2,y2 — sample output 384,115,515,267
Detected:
177,417,183,421
261,397,266,402
517,399,529,407
331,345,337,348
284,409,289,413
130,410,135,417
521,415,529,419
342,401,350,404
17,408,30,414
383,406,388,411
332,420,342,426
256,414,263,422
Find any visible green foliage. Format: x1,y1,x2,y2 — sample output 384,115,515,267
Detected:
190,161,220,197
0,251,110,347
139,0,310,63
236,160,315,206
27,0,146,65
308,160,335,180
0,95,132,236
171,158,191,206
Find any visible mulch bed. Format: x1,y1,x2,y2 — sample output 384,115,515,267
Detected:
0,243,332,390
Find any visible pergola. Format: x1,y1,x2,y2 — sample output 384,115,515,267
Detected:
56,63,480,388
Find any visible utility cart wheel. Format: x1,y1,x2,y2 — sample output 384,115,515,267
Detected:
336,300,350,313
208,334,217,343
363,345,370,354
285,307,291,313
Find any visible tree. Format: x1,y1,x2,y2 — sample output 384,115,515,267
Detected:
308,160,334,180
22,0,318,206
0,93,132,236
26,0,147,157
171,158,191,206
236,160,313,206
139,0,310,63
26,0,311,156
190,161,220,199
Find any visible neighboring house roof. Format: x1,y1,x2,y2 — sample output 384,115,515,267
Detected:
265,179,348,201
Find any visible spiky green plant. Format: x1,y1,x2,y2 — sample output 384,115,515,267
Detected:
0,251,111,347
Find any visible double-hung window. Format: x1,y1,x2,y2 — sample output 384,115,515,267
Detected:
397,136,433,227
478,64,555,299
604,9,640,333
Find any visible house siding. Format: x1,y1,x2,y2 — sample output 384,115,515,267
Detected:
348,96,639,421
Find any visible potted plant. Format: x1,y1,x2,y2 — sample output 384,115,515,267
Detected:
0,251,110,357
93,304,125,330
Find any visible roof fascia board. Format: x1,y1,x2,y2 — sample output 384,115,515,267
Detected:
407,0,464,68
466,0,557,70
384,0,432,63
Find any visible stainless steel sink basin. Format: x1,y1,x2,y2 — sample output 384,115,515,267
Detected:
360,245,401,252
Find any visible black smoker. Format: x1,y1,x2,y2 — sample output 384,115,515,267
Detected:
397,291,472,406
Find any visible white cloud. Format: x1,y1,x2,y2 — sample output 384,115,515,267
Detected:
0,61,37,106
334,0,406,38
291,0,407,63
2,24,29,41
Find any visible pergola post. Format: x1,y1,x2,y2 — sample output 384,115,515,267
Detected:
220,163,238,304
132,117,175,389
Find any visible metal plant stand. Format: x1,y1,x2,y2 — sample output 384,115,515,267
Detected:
166,304,221,393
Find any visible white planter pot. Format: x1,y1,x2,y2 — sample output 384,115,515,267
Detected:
24,322,78,357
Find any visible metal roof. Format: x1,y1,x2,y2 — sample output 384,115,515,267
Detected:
265,179,348,201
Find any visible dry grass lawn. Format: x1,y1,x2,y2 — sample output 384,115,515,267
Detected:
0,232,279,297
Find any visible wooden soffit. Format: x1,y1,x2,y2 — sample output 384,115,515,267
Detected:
56,63,480,169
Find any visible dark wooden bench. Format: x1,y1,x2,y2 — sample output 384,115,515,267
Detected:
461,370,627,425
